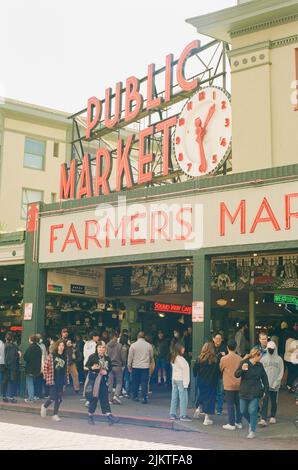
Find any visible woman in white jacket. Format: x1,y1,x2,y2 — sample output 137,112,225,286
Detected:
259,341,284,425
169,344,191,421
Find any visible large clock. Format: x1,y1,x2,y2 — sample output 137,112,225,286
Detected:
174,86,232,178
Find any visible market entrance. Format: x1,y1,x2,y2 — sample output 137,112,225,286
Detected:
44,259,193,345
211,251,298,351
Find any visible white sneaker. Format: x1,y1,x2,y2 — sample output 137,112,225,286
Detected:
235,423,243,429
222,424,236,430
258,419,268,427
40,404,47,418
84,401,90,407
193,408,203,419
203,417,213,426
52,415,61,422
113,396,122,405
247,431,256,439
269,417,276,424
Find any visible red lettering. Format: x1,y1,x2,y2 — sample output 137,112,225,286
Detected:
250,197,281,233
105,217,127,247
104,82,122,128
86,96,101,139
147,63,161,110
165,53,174,103
94,148,111,196
130,213,146,245
50,224,64,253
61,223,82,252
85,220,102,249
175,207,193,240
285,193,298,230
138,126,154,184
116,135,134,191
60,160,76,200
177,40,200,92
125,76,143,122
220,200,246,236
77,153,92,199
150,211,170,242
155,116,177,177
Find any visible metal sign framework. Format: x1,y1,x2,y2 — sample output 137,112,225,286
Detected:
68,40,231,190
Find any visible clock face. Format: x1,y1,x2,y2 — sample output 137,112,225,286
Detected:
174,86,232,178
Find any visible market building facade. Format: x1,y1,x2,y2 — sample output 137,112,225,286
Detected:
19,0,298,364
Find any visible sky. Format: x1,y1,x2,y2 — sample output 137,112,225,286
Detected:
0,0,236,113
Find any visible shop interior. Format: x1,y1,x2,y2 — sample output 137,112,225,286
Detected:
0,265,24,341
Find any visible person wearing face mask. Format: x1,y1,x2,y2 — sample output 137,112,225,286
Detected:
259,341,284,426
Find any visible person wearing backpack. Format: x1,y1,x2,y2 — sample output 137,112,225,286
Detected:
23,335,42,403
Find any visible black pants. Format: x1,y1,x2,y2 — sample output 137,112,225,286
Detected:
132,368,149,400
44,384,64,415
88,379,111,415
261,391,278,419
225,390,242,426
286,362,298,388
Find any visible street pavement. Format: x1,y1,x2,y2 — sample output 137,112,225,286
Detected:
0,410,297,450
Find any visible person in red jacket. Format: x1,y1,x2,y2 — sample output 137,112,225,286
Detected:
40,340,69,422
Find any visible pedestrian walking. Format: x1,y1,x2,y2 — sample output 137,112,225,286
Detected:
284,322,298,392
119,333,130,397
220,339,242,430
34,333,48,399
59,328,69,343
85,342,119,425
41,339,69,421
74,333,85,383
107,332,126,404
213,331,228,415
193,341,219,426
0,333,5,397
155,331,170,386
2,333,20,403
169,344,191,421
127,331,153,404
66,340,80,393
235,347,269,439
254,332,268,357
83,332,100,369
235,323,248,357
259,341,284,426
23,335,42,403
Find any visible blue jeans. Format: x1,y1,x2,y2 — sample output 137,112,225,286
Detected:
26,375,35,401
170,380,188,418
216,378,224,413
123,366,131,393
240,398,259,432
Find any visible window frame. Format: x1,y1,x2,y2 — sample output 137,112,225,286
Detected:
21,187,44,220
23,136,46,171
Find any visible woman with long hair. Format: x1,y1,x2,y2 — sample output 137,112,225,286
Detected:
41,339,69,421
193,342,219,426
85,342,119,425
169,344,191,421
235,347,269,439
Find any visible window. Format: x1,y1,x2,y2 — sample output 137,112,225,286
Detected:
21,188,43,220
51,192,57,203
53,142,59,158
24,138,45,170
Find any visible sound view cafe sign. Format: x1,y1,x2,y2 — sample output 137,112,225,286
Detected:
33,41,298,263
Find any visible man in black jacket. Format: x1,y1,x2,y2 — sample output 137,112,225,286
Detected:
213,332,228,415
23,335,42,403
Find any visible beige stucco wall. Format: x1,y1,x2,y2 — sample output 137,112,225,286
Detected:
0,117,68,231
230,20,298,172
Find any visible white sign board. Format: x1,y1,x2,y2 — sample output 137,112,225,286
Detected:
192,301,204,323
39,181,298,263
24,303,33,321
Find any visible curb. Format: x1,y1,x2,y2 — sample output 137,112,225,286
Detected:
0,403,183,432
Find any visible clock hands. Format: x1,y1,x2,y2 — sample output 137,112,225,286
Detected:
194,104,216,173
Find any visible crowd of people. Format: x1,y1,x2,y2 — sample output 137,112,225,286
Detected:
170,322,298,439
0,322,297,436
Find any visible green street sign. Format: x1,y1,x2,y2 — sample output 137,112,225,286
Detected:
274,294,298,306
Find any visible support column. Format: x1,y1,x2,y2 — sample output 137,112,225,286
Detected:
191,254,211,403
249,290,255,349
21,203,46,353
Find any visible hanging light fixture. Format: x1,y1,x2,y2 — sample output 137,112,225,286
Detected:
216,298,228,307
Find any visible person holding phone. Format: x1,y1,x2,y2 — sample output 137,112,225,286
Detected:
235,347,269,439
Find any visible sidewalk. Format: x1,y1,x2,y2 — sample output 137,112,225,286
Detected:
0,386,297,440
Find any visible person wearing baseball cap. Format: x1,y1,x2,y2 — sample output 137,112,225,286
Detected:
259,341,284,426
